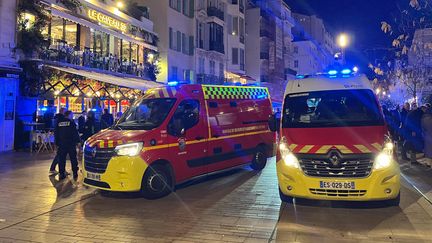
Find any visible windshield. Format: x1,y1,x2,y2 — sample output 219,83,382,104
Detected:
116,98,176,130
282,89,384,128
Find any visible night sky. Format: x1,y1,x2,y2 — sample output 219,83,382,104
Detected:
285,0,407,72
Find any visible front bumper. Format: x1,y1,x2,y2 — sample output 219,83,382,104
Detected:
277,159,400,201
83,155,148,192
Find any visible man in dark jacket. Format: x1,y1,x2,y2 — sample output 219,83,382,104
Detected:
55,110,80,180
100,109,114,129
400,102,411,160
404,106,425,164
49,108,65,175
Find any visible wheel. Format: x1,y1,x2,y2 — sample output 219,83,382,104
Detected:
385,193,400,207
250,146,267,171
279,188,294,203
140,165,173,199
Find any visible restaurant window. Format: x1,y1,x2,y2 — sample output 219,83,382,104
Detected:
50,16,64,44
64,20,77,46
122,40,131,62
131,43,138,63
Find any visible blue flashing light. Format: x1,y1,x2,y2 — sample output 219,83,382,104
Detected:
296,75,305,79
328,70,338,75
341,69,352,75
40,107,48,111
91,108,97,112
168,81,179,86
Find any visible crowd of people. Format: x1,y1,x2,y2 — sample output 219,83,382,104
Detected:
40,42,148,78
383,102,432,167
49,108,119,180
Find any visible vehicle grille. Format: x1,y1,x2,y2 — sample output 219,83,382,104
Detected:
310,188,367,197
84,147,115,173
300,158,373,178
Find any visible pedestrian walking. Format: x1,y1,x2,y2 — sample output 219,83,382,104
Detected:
49,108,65,175
421,105,432,167
100,108,114,129
55,110,80,180
82,111,97,142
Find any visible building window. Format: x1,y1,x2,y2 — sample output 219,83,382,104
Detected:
170,0,181,12
294,60,299,68
169,27,173,49
199,57,205,73
294,46,298,54
240,49,245,70
171,66,178,80
232,48,238,65
184,69,193,82
176,31,181,52
219,62,224,78
182,0,194,17
232,17,238,35
182,33,187,54
189,35,194,55
239,17,244,37
210,60,216,75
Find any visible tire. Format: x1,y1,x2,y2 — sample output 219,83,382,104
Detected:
279,188,294,203
140,164,173,199
385,193,400,207
250,146,268,171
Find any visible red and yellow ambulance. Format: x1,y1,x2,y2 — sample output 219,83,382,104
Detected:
83,84,274,198
275,70,400,205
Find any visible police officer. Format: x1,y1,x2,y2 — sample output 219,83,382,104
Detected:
55,110,80,180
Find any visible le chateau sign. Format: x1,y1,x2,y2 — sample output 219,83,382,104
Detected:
88,9,127,32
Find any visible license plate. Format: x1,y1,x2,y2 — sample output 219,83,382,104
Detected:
320,181,355,189
86,172,101,181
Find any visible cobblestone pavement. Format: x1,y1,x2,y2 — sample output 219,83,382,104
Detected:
0,152,431,242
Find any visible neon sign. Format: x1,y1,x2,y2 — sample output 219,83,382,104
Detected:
88,9,127,32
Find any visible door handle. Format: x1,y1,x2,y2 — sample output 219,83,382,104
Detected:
195,136,205,141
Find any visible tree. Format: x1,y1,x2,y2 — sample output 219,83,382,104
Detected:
380,0,432,101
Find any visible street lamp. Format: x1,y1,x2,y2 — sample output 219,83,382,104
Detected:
337,33,349,64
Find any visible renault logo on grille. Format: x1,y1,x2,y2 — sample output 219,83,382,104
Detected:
329,153,340,166
91,147,97,158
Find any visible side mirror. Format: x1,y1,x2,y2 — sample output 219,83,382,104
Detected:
268,114,278,132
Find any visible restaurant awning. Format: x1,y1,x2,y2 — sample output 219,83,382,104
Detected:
45,64,163,90
51,9,158,51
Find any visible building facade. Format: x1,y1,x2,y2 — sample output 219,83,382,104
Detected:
290,13,337,75
245,0,295,101
0,0,20,151
10,0,160,150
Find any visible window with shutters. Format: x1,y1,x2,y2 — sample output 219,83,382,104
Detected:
189,35,194,55
240,49,245,70
182,33,187,54
169,27,173,50
176,31,181,52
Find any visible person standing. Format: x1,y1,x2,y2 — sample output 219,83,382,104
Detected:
400,102,411,160
55,110,80,180
78,111,87,134
404,105,425,164
100,108,114,129
82,111,97,142
421,106,432,167
49,108,65,175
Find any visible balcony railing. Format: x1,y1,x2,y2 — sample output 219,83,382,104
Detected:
38,43,152,79
260,30,272,38
209,41,225,54
260,52,269,59
207,7,224,21
240,35,245,44
197,73,225,84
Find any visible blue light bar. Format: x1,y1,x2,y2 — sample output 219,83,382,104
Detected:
168,81,178,86
296,75,305,79
341,69,352,75
41,107,48,111
328,70,338,75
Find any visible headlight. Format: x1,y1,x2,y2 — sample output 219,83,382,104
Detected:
279,137,300,169
373,141,394,170
114,142,143,156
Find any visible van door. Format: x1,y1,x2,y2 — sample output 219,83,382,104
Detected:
167,99,208,181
